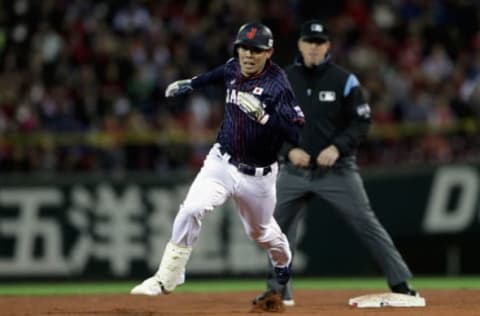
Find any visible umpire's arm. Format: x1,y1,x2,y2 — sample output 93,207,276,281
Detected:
332,74,371,156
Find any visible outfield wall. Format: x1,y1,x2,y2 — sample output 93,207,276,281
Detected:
0,164,479,279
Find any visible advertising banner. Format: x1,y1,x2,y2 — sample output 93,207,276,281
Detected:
1,164,479,279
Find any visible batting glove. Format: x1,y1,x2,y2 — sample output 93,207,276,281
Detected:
165,79,193,97
237,92,270,125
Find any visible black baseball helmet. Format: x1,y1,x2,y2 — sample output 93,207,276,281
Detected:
233,22,274,51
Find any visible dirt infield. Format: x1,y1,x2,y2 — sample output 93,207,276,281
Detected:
1,289,479,316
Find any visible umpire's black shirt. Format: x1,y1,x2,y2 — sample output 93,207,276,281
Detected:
282,55,371,165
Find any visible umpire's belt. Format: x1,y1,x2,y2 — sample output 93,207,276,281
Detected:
218,145,272,176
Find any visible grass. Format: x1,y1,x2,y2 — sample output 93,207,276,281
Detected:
1,277,480,296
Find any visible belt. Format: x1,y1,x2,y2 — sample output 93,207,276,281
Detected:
229,159,272,176
218,145,272,176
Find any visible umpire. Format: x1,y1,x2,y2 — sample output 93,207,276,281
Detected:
257,20,417,307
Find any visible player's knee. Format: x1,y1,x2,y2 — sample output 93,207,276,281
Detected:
247,225,267,242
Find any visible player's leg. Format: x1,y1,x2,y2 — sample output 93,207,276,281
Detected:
233,166,292,272
314,168,413,289
266,166,312,304
131,146,233,295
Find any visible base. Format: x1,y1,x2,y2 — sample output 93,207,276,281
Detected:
348,292,426,308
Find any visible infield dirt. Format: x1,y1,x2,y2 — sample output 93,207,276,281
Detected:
1,289,479,315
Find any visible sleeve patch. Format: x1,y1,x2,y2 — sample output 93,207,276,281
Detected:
294,105,304,117
356,103,371,118
344,74,360,96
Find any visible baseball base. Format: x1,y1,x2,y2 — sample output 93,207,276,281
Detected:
348,292,426,308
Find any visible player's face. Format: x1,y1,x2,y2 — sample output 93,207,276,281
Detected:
237,45,273,77
298,38,330,67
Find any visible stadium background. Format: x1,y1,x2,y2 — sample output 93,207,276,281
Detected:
1,0,480,283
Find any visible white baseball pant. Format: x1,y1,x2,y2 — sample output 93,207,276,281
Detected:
170,143,291,267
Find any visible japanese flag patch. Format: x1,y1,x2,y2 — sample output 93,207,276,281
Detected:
252,87,264,95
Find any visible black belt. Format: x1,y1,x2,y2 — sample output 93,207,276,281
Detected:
229,159,272,176
218,146,272,176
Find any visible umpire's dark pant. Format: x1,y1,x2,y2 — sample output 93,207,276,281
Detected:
267,161,412,300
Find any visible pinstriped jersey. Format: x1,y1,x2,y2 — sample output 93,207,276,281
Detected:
191,58,304,166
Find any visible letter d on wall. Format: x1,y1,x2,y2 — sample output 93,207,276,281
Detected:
423,166,478,233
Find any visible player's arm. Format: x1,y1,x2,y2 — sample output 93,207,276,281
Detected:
331,74,371,155
236,88,303,140
268,88,305,146
165,64,225,97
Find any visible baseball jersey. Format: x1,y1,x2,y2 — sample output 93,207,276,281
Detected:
191,58,304,166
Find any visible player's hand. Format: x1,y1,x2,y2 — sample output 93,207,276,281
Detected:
316,145,340,167
237,92,270,125
165,79,193,97
288,148,311,167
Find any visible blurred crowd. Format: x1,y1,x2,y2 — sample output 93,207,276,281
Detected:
0,0,480,174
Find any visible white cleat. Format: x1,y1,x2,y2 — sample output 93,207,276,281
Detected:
130,277,163,296
283,299,295,307
176,271,185,286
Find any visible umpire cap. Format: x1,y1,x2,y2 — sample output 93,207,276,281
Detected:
300,19,330,42
234,22,274,50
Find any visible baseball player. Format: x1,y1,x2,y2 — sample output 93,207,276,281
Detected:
254,19,417,307
131,22,305,296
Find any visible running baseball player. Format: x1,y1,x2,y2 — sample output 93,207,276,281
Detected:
131,22,305,297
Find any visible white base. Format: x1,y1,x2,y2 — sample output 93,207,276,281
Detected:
348,292,426,308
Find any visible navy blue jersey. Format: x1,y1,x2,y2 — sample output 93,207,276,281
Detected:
192,58,304,166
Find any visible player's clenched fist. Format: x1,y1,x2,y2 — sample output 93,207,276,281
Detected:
237,92,270,125
165,79,193,97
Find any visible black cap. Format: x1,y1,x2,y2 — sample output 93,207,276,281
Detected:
300,20,329,42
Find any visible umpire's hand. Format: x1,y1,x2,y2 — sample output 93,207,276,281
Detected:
317,145,340,167
288,148,311,167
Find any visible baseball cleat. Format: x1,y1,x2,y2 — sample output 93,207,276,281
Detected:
252,291,296,307
390,281,419,297
282,299,295,306
176,271,186,286
130,276,163,296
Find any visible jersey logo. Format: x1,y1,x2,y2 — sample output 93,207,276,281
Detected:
252,87,264,95
311,23,324,32
230,79,236,85
319,91,335,102
226,88,238,104
246,27,257,39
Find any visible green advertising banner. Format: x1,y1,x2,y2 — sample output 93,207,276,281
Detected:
1,164,479,279
302,164,480,276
